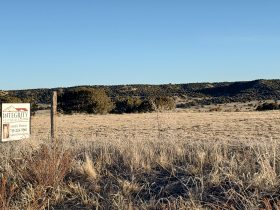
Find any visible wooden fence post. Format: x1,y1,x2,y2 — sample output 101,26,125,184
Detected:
51,91,57,141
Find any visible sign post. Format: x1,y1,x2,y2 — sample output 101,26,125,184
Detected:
1,103,31,142
51,91,57,141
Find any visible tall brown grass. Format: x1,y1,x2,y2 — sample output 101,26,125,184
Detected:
0,136,279,209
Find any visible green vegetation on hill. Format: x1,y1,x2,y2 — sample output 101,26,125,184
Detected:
2,79,280,111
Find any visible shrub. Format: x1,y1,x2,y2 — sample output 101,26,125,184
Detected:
256,102,280,111
154,97,175,111
112,97,157,113
58,88,114,114
113,97,143,114
137,99,156,113
113,97,174,114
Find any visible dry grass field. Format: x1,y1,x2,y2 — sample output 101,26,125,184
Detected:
1,110,280,209
33,110,280,141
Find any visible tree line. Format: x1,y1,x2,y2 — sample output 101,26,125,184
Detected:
57,88,175,114
1,88,175,115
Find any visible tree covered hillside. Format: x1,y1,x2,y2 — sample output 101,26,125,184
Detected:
1,79,279,107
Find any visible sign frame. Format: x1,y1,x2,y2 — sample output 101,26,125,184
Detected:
1,103,31,142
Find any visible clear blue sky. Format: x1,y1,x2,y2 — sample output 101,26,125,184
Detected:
0,0,279,90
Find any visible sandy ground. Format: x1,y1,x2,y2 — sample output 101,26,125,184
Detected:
31,111,280,144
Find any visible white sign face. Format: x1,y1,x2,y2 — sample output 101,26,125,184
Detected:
1,103,31,142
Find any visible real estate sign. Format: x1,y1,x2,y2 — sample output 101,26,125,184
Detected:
1,103,31,142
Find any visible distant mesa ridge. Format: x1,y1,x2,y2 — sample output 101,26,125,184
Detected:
2,79,280,104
